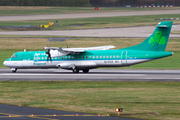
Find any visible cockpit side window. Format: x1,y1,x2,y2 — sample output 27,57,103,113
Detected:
11,54,17,58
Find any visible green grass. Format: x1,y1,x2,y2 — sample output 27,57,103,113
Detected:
1,14,180,30
0,6,180,16
0,81,180,120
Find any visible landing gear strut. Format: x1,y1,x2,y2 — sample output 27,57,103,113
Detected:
72,68,79,73
11,68,17,73
83,69,89,73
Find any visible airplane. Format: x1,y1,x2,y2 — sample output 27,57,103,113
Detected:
3,21,173,73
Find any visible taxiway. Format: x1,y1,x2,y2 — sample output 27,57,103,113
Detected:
0,104,139,120
0,10,180,21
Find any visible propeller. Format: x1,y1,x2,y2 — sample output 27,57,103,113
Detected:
46,49,52,62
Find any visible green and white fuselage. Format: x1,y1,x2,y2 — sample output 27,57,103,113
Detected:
3,21,174,73
4,50,173,68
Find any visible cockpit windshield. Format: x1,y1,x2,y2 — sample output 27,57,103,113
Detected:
11,54,17,58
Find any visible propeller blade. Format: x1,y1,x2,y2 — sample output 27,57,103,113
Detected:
46,49,52,62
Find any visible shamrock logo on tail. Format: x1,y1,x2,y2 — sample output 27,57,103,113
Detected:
148,31,166,47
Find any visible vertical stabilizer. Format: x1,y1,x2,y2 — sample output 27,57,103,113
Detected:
122,21,173,51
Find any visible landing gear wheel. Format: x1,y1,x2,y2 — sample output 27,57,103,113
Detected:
83,69,89,73
11,68,17,73
72,68,79,73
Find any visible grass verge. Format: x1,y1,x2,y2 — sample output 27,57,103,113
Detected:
0,81,180,120
1,14,180,30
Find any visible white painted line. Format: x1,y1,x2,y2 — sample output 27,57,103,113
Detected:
0,73,145,76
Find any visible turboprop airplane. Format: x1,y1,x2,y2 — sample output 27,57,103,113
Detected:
3,21,173,73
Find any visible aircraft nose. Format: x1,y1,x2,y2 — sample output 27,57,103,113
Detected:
3,61,8,66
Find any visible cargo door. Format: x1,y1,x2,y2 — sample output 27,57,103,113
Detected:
121,51,127,64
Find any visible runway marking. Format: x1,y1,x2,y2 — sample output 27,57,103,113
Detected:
29,116,59,120
0,73,145,76
0,112,58,120
0,112,108,119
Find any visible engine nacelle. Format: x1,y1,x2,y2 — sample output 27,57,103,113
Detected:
50,50,67,57
56,62,97,70
56,63,75,70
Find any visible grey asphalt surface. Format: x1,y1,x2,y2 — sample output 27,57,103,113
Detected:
0,104,139,120
0,69,180,81
0,10,180,21
1,25,180,38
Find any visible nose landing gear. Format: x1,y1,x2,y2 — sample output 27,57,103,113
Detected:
11,68,17,73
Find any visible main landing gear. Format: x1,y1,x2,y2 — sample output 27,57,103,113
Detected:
72,68,79,73
82,69,89,73
72,68,89,73
11,68,17,73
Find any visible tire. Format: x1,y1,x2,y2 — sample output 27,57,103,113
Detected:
83,69,89,73
11,68,17,73
72,68,79,73
12,70,16,73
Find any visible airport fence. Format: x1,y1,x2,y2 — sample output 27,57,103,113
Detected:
0,0,180,7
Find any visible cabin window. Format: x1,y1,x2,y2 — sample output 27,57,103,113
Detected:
86,56,88,59
113,56,115,58
79,56,81,59
89,56,91,59
93,56,95,59
62,56,63,59
72,56,74,59
38,57,40,60
58,57,60,59
82,56,84,59
103,56,105,58
107,56,108,58
96,56,98,58
11,54,17,58
75,56,77,59
117,55,119,58
65,56,67,59
100,56,102,58
42,57,44,60
110,56,112,58
45,57,47,59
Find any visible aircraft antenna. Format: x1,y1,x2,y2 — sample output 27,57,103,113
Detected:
66,42,69,48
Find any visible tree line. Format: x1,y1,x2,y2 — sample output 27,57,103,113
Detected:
0,0,179,7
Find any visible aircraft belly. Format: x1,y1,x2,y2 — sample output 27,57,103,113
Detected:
96,59,152,67
6,61,58,69
5,59,152,69
127,59,152,65
4,61,33,68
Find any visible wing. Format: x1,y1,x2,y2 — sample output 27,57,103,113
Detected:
44,45,115,55
44,45,115,57
63,45,115,51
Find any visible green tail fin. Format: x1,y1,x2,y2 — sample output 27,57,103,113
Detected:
122,21,173,51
